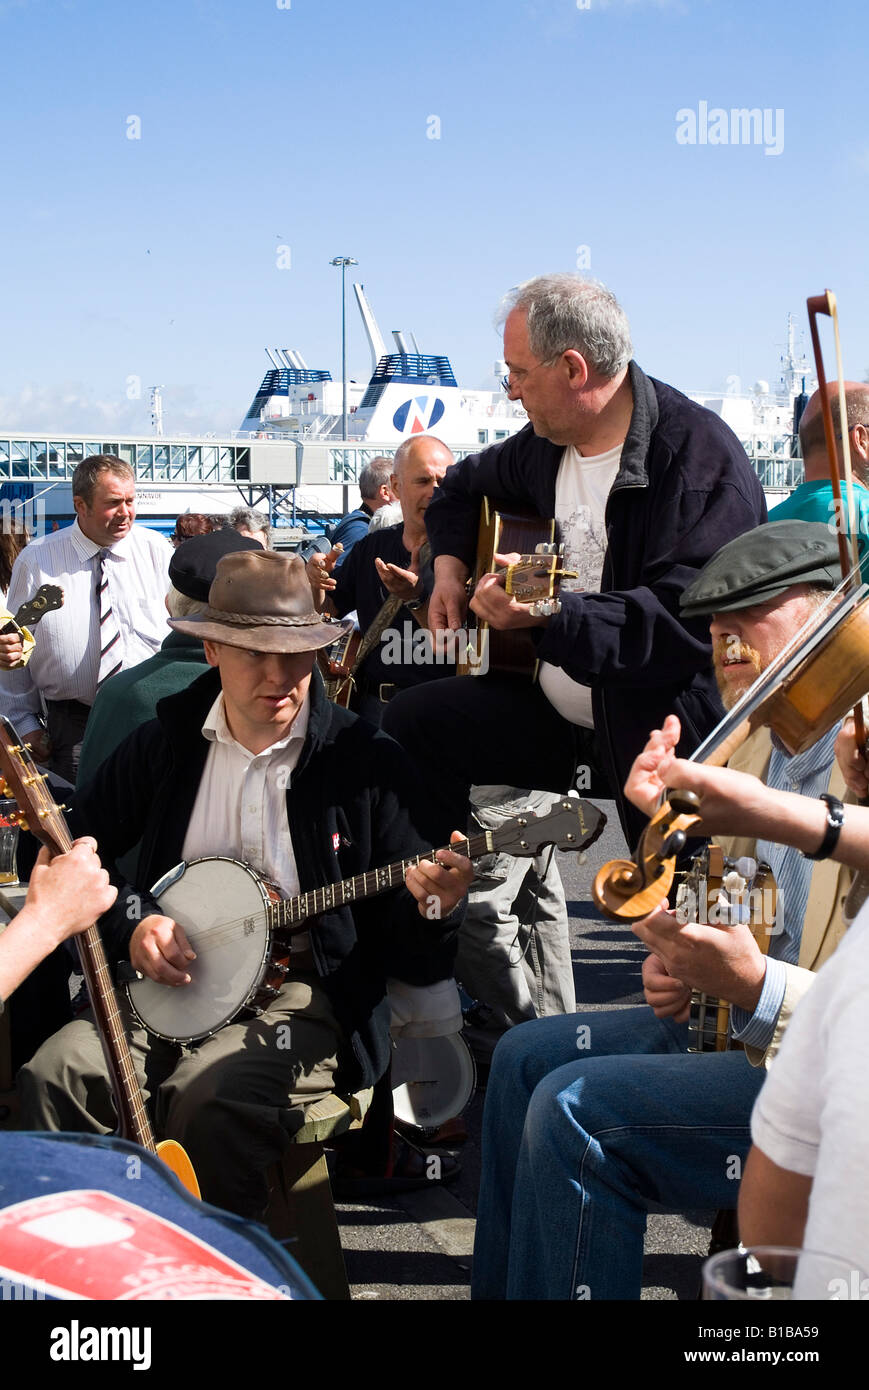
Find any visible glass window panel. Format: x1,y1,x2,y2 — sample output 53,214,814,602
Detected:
234,447,250,481
0,441,10,479
170,445,186,479
201,447,218,479
29,442,48,478
85,443,101,459
187,447,200,475
117,444,135,465
154,445,169,478
329,449,358,484
136,445,154,477
67,443,85,465
12,442,28,478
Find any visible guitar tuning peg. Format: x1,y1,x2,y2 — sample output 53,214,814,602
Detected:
534,543,558,555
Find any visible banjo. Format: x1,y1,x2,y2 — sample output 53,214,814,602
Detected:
126,796,606,1045
676,843,776,1053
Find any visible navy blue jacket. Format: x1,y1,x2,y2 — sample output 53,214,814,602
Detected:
424,362,768,840
71,667,460,1094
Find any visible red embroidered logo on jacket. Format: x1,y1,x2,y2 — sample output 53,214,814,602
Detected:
332,832,341,852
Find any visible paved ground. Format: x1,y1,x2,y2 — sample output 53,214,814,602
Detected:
336,798,716,1300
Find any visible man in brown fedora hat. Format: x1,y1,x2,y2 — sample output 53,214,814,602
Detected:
18,550,473,1221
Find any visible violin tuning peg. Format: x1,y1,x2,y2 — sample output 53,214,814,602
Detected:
659,829,687,862
667,789,702,815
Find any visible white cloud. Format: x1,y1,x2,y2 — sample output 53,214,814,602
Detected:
0,384,238,439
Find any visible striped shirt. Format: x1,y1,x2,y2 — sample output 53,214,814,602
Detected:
730,722,840,1051
0,520,172,736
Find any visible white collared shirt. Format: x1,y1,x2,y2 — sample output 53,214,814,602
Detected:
182,691,310,901
0,519,172,734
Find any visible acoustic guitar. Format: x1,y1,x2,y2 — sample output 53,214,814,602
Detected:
459,500,572,679
674,844,776,1053
0,716,200,1198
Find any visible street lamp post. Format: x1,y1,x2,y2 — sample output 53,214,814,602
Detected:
329,256,358,444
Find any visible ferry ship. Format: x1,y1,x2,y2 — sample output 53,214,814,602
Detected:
0,298,813,537
238,283,528,451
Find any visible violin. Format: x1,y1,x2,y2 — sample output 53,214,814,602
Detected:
594,287,869,921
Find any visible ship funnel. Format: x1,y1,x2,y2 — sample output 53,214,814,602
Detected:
265,348,284,370
353,283,387,372
409,332,421,354
393,331,411,354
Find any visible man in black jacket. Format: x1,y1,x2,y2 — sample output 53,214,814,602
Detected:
18,550,472,1218
383,274,767,845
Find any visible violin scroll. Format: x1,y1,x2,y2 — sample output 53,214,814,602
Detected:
592,789,702,922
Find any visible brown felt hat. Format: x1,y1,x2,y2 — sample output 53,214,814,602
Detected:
168,549,352,653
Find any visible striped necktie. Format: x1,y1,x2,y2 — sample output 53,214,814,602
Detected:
96,548,122,690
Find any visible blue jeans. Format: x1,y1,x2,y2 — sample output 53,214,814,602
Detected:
471,1007,766,1300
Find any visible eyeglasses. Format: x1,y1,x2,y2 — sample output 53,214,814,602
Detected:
500,356,559,395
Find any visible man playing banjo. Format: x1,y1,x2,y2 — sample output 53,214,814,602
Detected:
18,549,474,1219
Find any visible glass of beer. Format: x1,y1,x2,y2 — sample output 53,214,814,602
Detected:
0,799,19,884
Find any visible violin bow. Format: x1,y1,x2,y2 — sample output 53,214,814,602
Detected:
806,290,867,755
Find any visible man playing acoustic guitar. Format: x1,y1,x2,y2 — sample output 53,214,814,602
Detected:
383,274,767,846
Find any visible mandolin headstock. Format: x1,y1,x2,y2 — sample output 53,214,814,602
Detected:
0,716,70,856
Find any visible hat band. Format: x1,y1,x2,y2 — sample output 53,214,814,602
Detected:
199,606,325,628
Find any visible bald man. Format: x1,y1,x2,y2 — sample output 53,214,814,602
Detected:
307,434,457,724
309,434,576,1038
769,382,869,564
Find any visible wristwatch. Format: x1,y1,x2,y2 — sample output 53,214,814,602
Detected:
405,592,424,612
802,792,845,861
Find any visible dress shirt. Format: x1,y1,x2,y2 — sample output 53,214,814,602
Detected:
0,520,172,735
182,691,310,903
729,722,839,1050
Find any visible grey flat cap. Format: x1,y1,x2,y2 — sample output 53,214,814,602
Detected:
680,520,842,618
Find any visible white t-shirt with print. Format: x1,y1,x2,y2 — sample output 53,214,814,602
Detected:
537,443,621,728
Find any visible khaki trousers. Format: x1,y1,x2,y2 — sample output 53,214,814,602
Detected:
18,971,341,1219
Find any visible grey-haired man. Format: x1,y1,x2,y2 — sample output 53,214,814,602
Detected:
384,274,767,846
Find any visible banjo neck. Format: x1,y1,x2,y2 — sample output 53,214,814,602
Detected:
268,830,495,930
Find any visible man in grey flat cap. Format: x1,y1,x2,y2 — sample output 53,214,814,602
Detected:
472,520,855,1301
19,549,474,1222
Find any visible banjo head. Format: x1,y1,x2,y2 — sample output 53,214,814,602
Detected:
391,1033,476,1131
127,858,272,1044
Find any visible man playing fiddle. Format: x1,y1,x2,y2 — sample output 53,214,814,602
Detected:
471,521,854,1300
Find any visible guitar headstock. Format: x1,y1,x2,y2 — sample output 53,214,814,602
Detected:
0,716,70,856
503,552,577,618
493,798,606,858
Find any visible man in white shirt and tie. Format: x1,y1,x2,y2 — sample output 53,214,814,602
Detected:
0,455,171,781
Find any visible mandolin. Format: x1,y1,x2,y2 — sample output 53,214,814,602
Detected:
0,715,200,1198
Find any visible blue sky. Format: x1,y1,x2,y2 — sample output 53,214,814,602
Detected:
1,0,866,436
